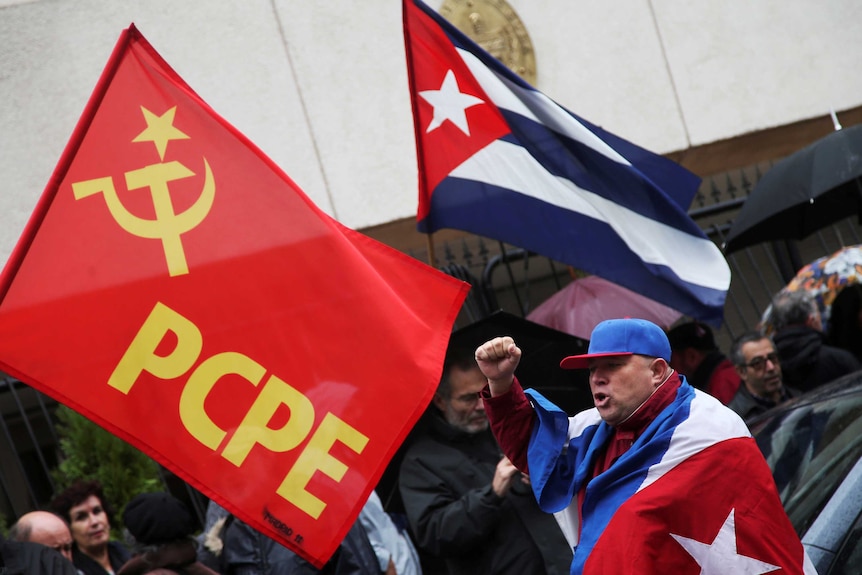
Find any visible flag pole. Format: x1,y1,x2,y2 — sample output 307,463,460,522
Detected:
426,232,438,269
830,107,843,131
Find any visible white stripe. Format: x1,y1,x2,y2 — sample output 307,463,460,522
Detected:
456,47,631,166
568,407,604,439
639,390,749,492
450,140,731,290
554,408,603,549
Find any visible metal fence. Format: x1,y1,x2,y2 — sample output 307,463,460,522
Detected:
1,159,859,527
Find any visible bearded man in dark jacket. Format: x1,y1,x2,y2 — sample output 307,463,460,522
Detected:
767,291,860,392
398,346,572,575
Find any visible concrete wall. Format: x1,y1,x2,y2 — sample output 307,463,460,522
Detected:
1,0,861,264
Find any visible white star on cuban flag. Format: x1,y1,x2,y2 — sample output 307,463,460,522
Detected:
418,69,484,135
671,510,780,575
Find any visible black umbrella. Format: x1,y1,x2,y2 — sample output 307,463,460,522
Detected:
724,124,862,253
447,310,593,413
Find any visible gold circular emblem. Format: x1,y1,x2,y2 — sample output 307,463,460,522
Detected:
439,0,537,86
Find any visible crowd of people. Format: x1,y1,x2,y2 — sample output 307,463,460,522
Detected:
2,480,421,575
669,287,861,423
4,284,860,574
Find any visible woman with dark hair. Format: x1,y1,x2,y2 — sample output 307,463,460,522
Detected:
828,284,862,363
51,479,130,575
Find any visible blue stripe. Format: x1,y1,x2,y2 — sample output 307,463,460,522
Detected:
419,177,726,323
570,114,699,213
499,110,704,235
527,392,602,513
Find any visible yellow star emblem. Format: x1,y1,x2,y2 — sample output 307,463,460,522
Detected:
132,106,189,161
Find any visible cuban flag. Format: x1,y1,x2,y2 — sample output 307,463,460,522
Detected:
527,383,817,574
403,0,730,325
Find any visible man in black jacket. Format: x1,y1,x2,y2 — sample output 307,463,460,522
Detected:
728,332,798,422
767,291,860,392
398,345,572,575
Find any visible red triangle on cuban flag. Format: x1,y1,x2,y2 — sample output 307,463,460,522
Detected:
403,0,510,219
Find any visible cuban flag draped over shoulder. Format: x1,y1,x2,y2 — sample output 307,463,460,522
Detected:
526,384,817,574
403,0,731,325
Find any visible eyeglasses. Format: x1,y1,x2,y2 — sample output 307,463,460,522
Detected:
743,352,780,370
53,543,73,554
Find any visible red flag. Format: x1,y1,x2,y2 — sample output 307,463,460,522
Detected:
0,25,468,567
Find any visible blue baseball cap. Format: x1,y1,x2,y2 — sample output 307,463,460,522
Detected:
560,318,671,370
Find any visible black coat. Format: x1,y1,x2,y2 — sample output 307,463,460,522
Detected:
221,516,379,575
73,541,131,575
727,383,800,423
0,538,78,575
117,540,219,575
398,412,572,575
774,326,861,392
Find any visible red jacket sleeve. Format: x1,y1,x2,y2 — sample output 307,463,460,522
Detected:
482,377,536,473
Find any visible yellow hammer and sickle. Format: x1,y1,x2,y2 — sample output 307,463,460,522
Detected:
72,159,215,277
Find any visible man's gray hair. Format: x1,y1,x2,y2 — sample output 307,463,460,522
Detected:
7,518,32,542
768,290,818,332
729,331,774,367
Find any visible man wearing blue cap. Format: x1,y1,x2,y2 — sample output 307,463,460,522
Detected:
474,317,815,575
